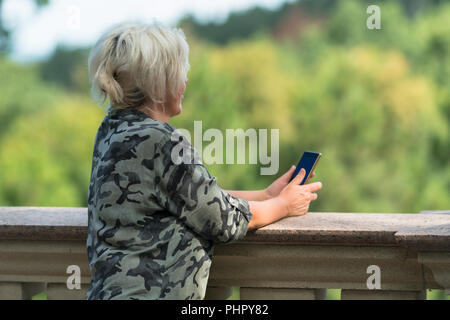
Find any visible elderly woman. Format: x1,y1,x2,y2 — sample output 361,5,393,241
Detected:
86,22,322,300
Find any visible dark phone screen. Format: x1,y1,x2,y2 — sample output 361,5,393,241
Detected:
290,151,320,185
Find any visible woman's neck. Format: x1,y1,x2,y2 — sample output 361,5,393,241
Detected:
136,105,170,123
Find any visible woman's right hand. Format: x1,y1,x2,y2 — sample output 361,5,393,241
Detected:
277,169,322,217
247,168,323,230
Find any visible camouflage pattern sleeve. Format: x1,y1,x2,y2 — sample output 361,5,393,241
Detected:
146,130,253,244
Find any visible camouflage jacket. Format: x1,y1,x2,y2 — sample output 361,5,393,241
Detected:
86,108,252,300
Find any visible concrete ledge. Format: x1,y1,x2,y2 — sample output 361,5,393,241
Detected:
0,206,449,299
0,207,449,250
0,207,86,241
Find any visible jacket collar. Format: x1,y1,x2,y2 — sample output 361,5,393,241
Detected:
107,107,150,121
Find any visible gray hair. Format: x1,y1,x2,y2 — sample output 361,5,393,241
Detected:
88,21,190,110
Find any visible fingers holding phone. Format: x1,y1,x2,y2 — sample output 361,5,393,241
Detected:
279,168,323,217
290,151,321,185
280,151,323,217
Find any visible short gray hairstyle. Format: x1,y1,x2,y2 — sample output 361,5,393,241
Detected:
88,21,190,110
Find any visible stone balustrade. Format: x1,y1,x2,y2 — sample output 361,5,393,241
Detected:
0,207,449,300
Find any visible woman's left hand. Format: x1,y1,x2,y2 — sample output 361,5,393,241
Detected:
264,166,315,199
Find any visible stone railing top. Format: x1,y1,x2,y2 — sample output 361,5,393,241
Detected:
0,207,449,250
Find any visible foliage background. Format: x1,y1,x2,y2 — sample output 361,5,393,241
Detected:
0,0,449,299
2,0,448,213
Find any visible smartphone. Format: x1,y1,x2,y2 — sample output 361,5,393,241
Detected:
290,151,322,185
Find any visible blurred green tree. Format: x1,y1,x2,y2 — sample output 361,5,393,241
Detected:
0,56,61,137
39,46,90,94
0,96,105,206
